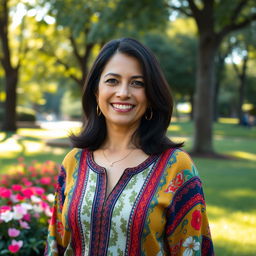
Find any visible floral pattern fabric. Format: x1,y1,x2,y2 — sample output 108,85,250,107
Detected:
45,148,214,256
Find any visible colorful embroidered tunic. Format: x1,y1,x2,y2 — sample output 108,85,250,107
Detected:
45,148,214,256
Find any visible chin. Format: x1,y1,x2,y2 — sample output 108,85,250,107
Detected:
107,118,140,128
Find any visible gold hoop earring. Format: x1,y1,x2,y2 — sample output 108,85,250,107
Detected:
96,105,102,116
145,108,153,120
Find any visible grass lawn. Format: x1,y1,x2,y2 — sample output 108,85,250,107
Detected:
1,120,256,255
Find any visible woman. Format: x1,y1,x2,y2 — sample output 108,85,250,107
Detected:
45,38,214,256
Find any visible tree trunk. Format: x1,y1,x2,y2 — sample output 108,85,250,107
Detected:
192,33,218,155
1,68,18,131
238,55,248,125
213,52,226,122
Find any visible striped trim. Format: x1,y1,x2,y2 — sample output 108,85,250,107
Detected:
165,177,205,236
127,148,175,255
67,149,89,256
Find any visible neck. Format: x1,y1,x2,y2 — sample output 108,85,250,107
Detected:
102,123,139,151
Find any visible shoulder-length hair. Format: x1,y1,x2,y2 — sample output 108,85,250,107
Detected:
70,37,183,154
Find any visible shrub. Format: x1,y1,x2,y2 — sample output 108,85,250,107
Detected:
17,107,36,122
0,159,59,255
0,106,36,122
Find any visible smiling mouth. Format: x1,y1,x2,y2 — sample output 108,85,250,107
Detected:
111,103,135,111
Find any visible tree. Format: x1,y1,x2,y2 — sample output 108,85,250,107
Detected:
228,25,256,124
39,0,169,89
213,41,233,121
143,32,197,118
168,0,256,155
0,0,20,131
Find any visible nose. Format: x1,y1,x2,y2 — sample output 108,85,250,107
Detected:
116,83,131,99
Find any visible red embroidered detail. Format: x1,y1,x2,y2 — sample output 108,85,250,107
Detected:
170,178,204,212
169,239,183,256
128,149,174,255
191,210,202,230
68,150,88,256
50,206,57,225
57,220,64,237
166,193,204,235
165,172,184,193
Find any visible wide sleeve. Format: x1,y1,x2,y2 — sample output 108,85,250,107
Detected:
165,150,214,256
44,166,70,256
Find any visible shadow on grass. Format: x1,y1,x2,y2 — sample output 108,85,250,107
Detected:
0,132,15,143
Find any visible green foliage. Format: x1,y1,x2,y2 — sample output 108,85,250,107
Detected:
47,0,168,42
214,0,256,32
0,106,36,122
143,32,197,99
16,107,36,122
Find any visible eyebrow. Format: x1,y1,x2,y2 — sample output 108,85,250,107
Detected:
104,73,144,79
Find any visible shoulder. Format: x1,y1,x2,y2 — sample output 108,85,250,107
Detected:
161,148,201,196
162,148,199,178
62,148,85,170
164,148,194,167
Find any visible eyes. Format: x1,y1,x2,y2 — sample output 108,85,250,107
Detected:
104,78,144,88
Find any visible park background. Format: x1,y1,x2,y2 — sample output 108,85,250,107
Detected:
0,0,256,255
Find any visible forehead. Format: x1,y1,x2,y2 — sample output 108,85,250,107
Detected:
101,52,143,76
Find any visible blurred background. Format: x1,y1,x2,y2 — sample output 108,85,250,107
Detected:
0,0,255,255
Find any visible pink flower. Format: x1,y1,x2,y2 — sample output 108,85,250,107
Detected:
33,187,45,195
16,193,25,201
0,205,11,213
41,194,47,200
39,177,51,185
22,213,31,222
22,188,34,198
13,205,27,220
8,240,23,253
0,187,12,198
45,206,52,217
11,184,22,192
40,201,49,209
19,220,30,229
21,178,32,187
24,180,33,186
8,228,21,237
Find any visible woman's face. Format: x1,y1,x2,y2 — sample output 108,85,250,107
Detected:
97,52,148,129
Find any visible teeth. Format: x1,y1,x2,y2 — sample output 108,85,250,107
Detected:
112,104,133,110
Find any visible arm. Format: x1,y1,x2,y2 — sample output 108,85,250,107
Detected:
165,151,214,255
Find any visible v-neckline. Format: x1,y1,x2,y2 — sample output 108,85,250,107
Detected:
87,150,159,175
87,150,159,200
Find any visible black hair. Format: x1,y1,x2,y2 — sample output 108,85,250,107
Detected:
70,38,183,154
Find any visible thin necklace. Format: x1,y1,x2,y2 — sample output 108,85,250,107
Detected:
102,148,135,167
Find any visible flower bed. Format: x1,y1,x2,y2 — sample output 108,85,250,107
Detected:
0,158,59,255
